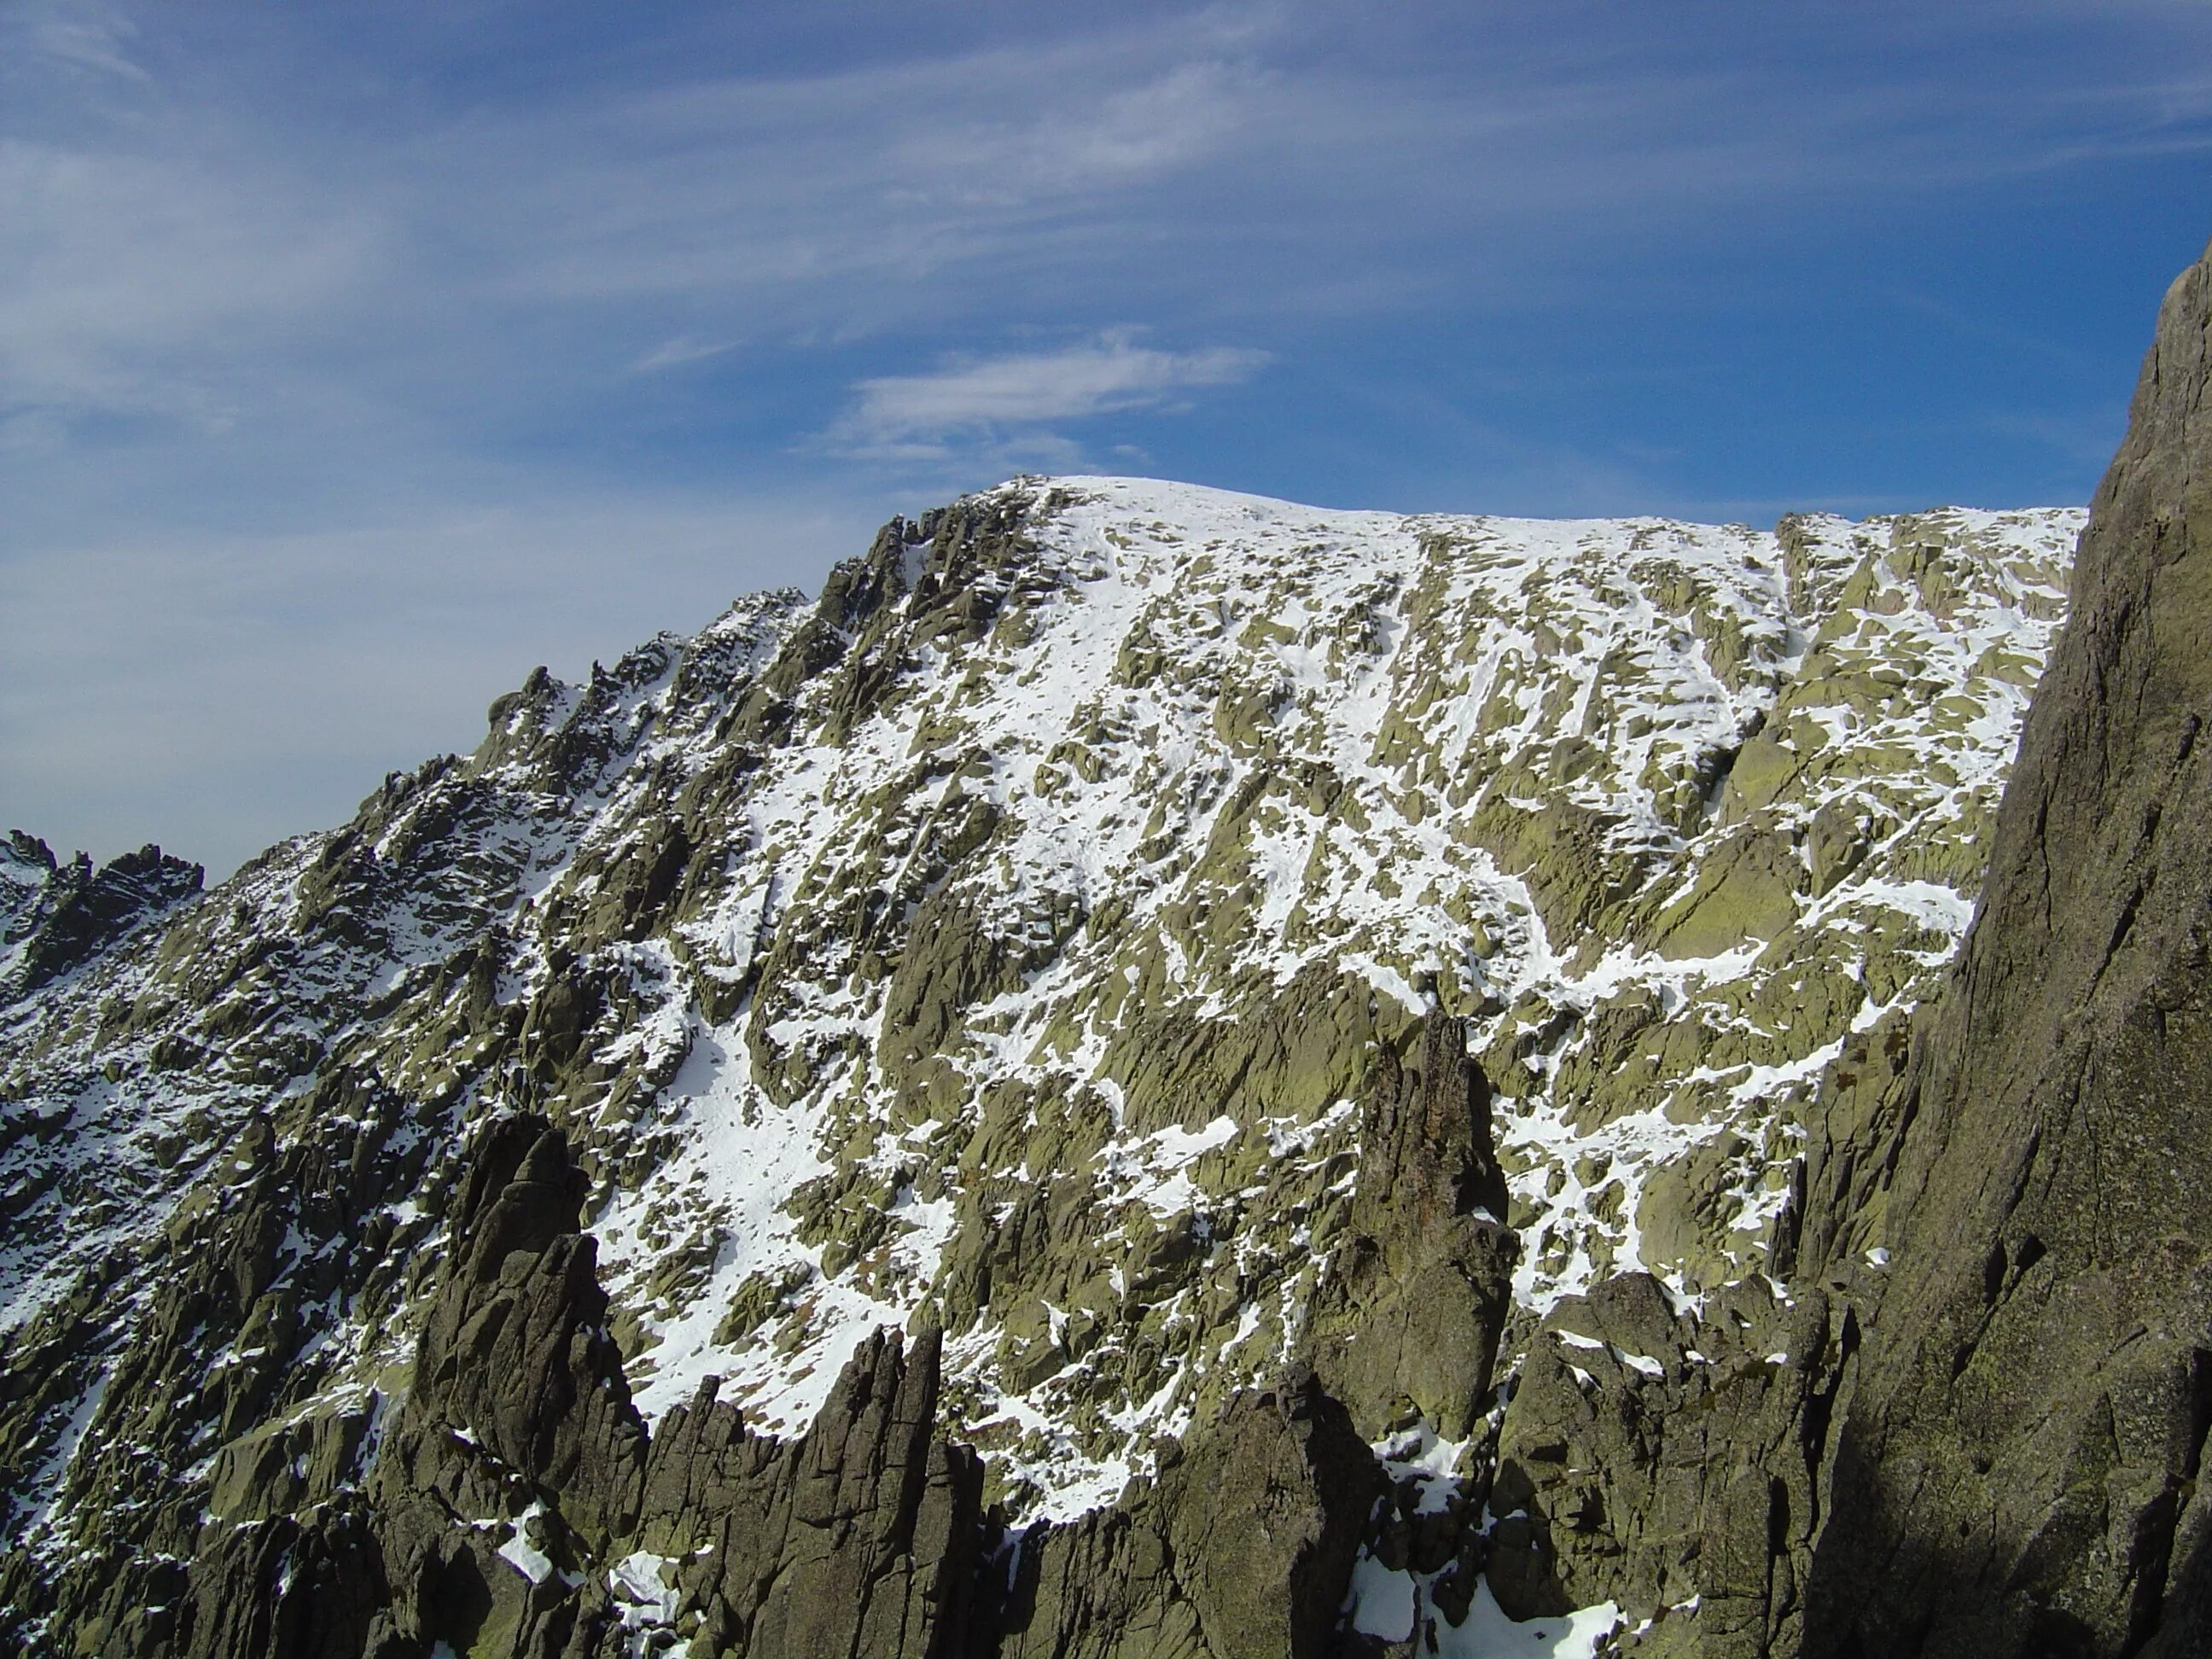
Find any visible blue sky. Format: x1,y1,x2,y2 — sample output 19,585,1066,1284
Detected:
5,1,2211,877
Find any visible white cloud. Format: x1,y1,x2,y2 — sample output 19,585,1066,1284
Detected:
632,335,739,373
13,0,148,84
829,331,1266,457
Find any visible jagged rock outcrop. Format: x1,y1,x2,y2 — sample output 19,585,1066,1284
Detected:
1487,1273,1854,1656
0,835,202,1003
365,1115,650,1656
1304,1008,1516,1441
631,1329,987,1659
1446,236,2212,1659
162,1496,392,1659
142,1120,999,1659
143,1115,1404,1659
1795,238,2212,1658
993,1369,1384,1659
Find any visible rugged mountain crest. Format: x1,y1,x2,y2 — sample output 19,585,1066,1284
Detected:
0,439,2100,1655
1,833,202,1002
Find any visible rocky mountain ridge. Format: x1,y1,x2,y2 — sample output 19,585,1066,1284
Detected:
8,253,2200,1657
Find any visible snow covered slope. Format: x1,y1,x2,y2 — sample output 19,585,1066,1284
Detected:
0,477,2077,1620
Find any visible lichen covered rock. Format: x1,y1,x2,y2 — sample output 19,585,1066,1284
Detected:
0,472,2084,1654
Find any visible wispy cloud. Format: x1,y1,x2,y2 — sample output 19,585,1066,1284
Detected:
0,137,386,428
13,0,148,84
632,335,738,373
8,2,2205,443
827,331,1266,459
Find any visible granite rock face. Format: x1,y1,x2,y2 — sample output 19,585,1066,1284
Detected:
364,1114,650,1656
1304,1009,1516,1442
134,1118,1390,1658
131,1120,1000,1659
1796,238,2212,1658
0,835,202,1003
626,1325,987,1659
993,1371,1384,1659
1487,1272,1854,1656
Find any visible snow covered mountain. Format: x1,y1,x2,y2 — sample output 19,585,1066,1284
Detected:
0,475,2081,1656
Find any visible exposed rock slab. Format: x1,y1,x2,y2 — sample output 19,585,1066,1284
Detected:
1802,238,2212,1656
1487,1273,1854,1657
993,1369,1384,1659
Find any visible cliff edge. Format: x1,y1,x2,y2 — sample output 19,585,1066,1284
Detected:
1804,237,2212,1656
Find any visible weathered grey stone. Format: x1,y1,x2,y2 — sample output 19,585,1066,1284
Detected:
101,1119,997,1659
659,1329,987,1659
0,841,202,1004
992,1368,1385,1659
1488,1273,1854,1656
1305,1009,1517,1441
165,1495,393,1659
1801,235,2212,1659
